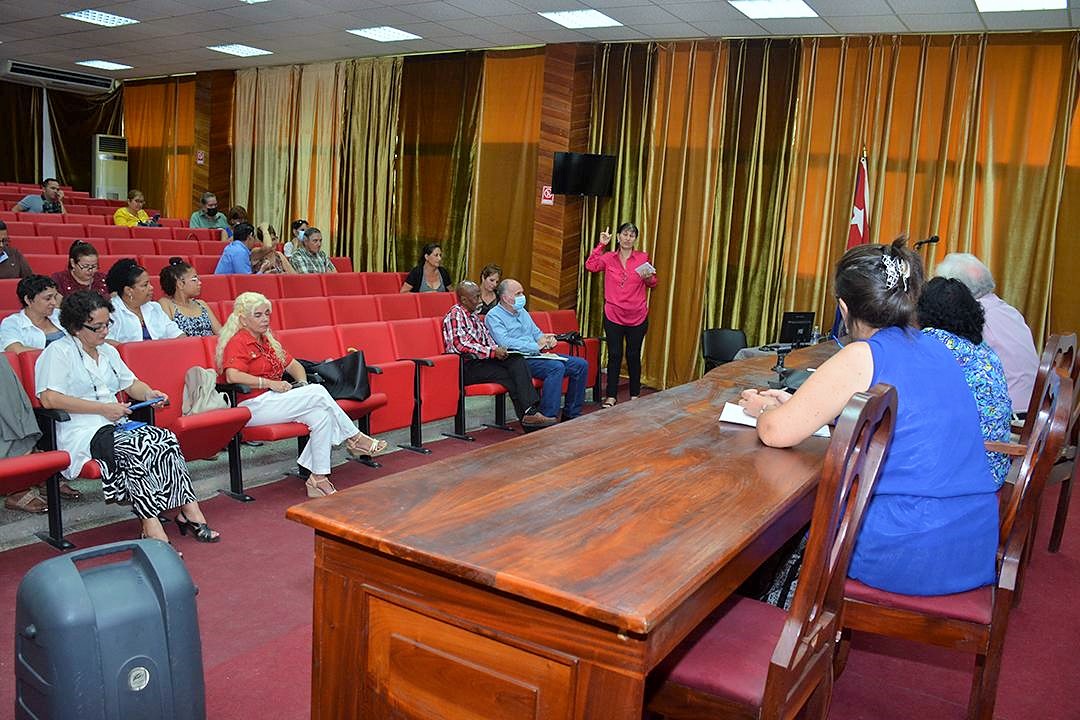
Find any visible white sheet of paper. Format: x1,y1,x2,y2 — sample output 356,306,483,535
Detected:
718,402,830,438
636,261,656,276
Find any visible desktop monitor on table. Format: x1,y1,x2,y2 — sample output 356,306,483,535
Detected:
779,312,815,346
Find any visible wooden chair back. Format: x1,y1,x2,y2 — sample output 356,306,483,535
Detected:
762,383,897,713
1019,334,1070,444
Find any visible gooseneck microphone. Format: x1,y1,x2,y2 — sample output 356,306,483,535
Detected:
914,235,940,249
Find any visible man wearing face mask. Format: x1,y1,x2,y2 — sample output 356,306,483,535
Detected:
189,192,231,240
485,278,589,422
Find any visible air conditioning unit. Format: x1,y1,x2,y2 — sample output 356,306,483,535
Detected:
92,135,128,200
0,60,116,95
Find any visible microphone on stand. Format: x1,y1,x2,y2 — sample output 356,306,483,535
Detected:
914,235,940,249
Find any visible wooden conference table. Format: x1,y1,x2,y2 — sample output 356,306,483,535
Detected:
287,343,836,720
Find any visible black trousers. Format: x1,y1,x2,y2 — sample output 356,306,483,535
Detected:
604,317,648,398
462,355,539,419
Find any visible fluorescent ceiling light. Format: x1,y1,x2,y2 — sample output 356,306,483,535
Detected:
728,0,817,19
206,43,273,57
60,9,140,27
975,0,1065,10
538,9,622,29
347,26,422,42
76,60,133,70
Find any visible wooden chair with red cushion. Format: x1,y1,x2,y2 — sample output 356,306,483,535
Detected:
647,384,898,720
837,371,1072,720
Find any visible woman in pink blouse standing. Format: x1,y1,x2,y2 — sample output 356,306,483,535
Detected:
585,222,658,407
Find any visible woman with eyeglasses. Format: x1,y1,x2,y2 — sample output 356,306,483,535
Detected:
51,240,108,298
34,290,219,548
158,258,221,337
113,189,152,227
105,259,183,344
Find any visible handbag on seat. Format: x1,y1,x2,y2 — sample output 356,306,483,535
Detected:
297,351,370,402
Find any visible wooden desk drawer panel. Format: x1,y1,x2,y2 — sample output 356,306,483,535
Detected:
367,596,573,720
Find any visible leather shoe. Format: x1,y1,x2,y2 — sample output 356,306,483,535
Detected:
521,412,557,427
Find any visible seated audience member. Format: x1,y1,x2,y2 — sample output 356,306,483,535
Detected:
1,354,48,513
217,292,387,498
289,227,336,274
485,278,588,422
917,277,1012,486
227,205,248,234
113,189,156,227
51,240,108,298
189,192,230,240
0,221,33,279
477,263,501,314
252,225,295,274
443,282,556,428
13,178,64,214
36,290,219,546
214,222,258,275
401,243,451,293
935,252,1039,413
105,259,183,343
738,238,998,596
283,219,308,258
1,275,63,352
158,258,222,337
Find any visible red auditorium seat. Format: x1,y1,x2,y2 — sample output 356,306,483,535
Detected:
88,225,131,240
64,213,105,226
37,222,75,238
230,274,281,299
417,293,454,318
97,255,124,273
170,227,202,242
359,272,401,295
321,272,364,296
87,206,115,215
64,205,88,215
159,218,184,229
194,274,231,302
0,211,16,222
278,297,333,329
23,255,68,275
278,273,324,298
185,228,221,243
11,236,56,254
106,238,156,256
157,240,200,256
388,317,467,447
4,221,35,236
119,337,252,499
0,279,23,312
330,256,353,273
329,295,379,324
375,294,420,321
140,255,185,275
546,308,602,402
131,227,172,242
335,322,417,439
191,255,220,276
197,240,224,254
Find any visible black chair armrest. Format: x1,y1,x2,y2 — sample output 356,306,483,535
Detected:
216,382,250,406
366,365,383,375
402,357,435,367
34,407,70,423
33,407,69,452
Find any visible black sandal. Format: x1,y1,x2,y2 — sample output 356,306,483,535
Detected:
175,513,221,543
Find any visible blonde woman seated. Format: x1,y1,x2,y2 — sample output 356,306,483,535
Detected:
106,259,184,343
217,292,387,498
158,258,221,337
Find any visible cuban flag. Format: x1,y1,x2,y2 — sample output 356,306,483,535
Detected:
832,150,869,339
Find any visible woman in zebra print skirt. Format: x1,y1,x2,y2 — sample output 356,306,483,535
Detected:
34,290,219,547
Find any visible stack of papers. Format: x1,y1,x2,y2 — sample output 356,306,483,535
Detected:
718,402,830,438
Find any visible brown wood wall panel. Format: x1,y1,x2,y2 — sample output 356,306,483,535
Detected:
193,70,234,214
530,44,594,311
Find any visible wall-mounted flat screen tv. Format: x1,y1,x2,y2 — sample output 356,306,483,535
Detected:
551,152,617,197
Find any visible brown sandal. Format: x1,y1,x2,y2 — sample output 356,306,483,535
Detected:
601,397,617,408
347,436,388,458
58,481,81,500
5,489,47,514
305,476,338,498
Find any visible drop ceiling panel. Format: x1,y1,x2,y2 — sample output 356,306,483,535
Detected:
898,12,988,31
396,2,476,22
443,0,527,16
825,15,909,33
808,0,895,15
980,9,1069,29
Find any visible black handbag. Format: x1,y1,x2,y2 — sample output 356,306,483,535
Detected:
297,351,370,402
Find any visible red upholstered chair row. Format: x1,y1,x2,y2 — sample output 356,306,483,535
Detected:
5,223,215,242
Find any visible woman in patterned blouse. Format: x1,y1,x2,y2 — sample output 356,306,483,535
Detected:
917,277,1013,485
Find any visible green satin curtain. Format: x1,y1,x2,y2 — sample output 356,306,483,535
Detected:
124,78,195,218
337,57,403,270
46,85,123,191
291,62,347,249
0,81,42,183
395,53,483,281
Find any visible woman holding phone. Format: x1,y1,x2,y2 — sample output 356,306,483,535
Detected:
585,222,657,407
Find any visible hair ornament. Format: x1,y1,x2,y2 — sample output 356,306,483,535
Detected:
881,252,910,291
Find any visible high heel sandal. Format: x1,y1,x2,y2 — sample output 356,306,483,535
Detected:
140,532,183,558
305,476,338,498
346,436,388,458
175,513,221,543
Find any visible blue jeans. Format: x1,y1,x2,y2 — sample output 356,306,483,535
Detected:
526,355,589,419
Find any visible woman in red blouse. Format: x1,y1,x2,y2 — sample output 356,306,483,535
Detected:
585,222,658,407
51,240,109,298
216,292,387,497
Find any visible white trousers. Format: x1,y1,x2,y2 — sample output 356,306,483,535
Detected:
240,384,358,475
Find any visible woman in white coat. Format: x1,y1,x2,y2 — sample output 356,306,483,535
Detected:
105,258,183,344
0,274,64,353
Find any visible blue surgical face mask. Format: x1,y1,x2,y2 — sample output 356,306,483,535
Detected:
513,294,527,310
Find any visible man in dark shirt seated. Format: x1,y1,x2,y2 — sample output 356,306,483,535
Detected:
442,282,556,429
0,222,33,279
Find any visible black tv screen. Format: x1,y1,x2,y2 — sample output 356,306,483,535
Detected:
551,152,616,196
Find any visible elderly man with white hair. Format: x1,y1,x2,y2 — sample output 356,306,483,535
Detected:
935,253,1038,413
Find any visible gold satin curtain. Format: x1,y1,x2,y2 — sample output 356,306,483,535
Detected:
291,63,347,247
469,48,545,285
781,33,1079,347
124,78,195,218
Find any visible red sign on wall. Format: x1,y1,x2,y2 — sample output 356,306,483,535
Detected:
540,185,554,205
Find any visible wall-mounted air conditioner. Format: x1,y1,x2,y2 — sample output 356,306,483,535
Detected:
93,135,128,200
0,60,116,95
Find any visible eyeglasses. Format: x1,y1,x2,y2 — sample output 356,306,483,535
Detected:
133,198,145,204
75,263,99,272
82,319,114,333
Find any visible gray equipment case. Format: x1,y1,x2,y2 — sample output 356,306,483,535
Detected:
14,539,206,720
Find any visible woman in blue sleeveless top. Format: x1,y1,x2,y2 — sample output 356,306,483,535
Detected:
738,238,998,595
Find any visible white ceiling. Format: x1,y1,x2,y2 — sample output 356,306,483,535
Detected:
0,0,1078,81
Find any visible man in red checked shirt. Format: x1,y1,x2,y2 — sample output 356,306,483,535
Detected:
442,281,556,429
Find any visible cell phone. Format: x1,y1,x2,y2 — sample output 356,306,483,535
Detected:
128,397,166,411
116,420,147,432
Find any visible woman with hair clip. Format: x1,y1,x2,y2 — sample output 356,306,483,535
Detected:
217,292,388,498
35,290,219,548
251,225,295,274
158,258,222,337
738,237,998,596
51,240,109,298
105,259,183,343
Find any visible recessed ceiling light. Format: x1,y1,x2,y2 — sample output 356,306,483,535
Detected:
728,0,818,19
206,44,273,57
76,60,133,71
537,10,622,29
346,26,422,42
975,0,1065,10
60,9,140,27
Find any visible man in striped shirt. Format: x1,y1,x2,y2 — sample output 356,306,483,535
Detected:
442,282,556,429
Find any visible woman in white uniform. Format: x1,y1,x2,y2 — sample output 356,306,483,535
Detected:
217,292,387,498
0,274,64,353
35,290,219,546
105,258,183,343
